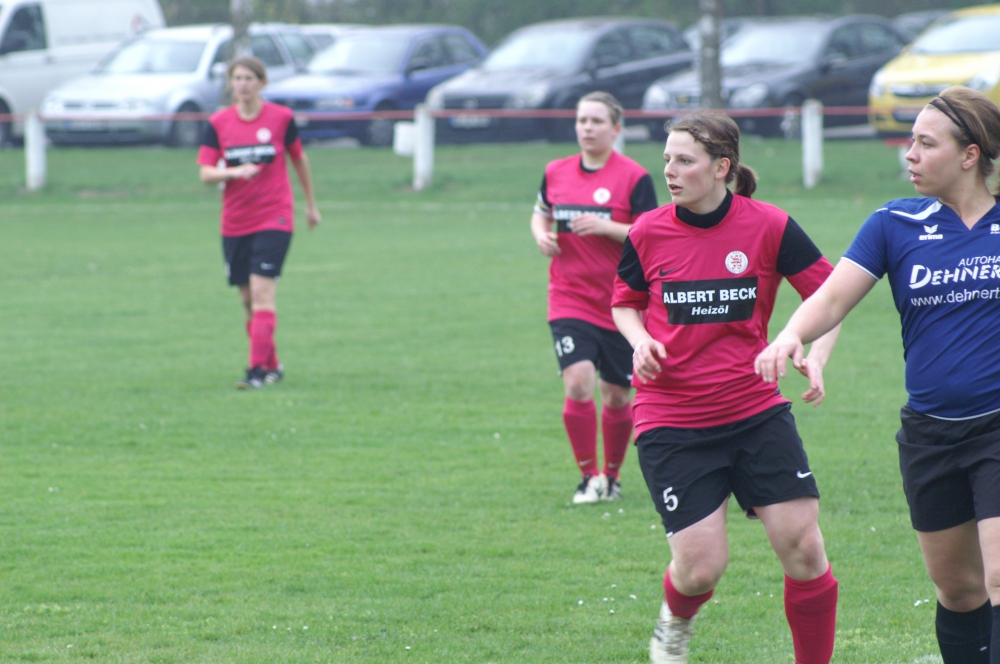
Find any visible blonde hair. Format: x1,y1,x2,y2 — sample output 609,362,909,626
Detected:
578,91,623,126
667,111,757,198
927,86,1000,183
227,55,268,85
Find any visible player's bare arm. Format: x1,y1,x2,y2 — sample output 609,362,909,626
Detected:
612,306,665,383
291,154,321,230
199,163,261,184
756,261,876,383
530,211,560,256
569,213,631,242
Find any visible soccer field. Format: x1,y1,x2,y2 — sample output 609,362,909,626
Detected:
1,139,938,663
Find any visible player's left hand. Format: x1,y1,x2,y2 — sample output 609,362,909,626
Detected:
569,213,607,237
795,355,826,406
306,206,321,230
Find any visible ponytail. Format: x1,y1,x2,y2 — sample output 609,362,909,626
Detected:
733,163,757,198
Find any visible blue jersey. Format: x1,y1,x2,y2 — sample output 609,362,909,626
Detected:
843,197,1000,419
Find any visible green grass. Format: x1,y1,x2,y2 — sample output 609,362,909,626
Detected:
0,138,937,662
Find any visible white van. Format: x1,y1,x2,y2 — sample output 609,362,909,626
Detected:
0,0,165,144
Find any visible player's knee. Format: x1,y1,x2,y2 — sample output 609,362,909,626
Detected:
674,552,727,592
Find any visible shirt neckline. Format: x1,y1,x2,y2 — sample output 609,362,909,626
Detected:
676,189,733,229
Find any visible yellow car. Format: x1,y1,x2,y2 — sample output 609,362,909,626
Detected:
869,4,1000,137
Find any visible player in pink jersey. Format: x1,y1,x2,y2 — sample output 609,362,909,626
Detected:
612,112,841,663
196,56,320,389
530,92,658,504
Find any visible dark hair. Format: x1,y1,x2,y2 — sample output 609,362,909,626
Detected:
578,91,623,126
227,55,268,85
667,111,757,198
927,86,1000,184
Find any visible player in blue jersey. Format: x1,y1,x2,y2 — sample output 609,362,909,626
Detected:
756,86,1000,664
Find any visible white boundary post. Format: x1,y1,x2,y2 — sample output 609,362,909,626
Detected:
413,104,434,191
613,117,625,154
25,109,46,191
802,99,823,190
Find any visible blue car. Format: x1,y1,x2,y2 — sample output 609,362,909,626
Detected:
264,24,487,145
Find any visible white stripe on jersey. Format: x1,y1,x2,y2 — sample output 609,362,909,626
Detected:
889,199,942,221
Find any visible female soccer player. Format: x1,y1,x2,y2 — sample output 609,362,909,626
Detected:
530,91,657,503
197,56,320,389
612,111,841,663
757,86,1000,663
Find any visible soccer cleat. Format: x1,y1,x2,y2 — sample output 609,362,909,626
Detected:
602,476,622,501
264,364,284,385
235,366,267,390
650,601,694,664
572,473,607,504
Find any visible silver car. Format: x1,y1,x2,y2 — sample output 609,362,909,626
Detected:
42,23,314,146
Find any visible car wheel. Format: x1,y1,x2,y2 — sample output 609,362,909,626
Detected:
169,102,203,148
0,100,11,148
364,102,397,147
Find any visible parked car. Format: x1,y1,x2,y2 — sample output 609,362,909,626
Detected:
427,17,693,143
870,4,1000,137
301,23,361,52
682,18,753,52
643,15,908,138
42,23,311,147
0,0,164,146
263,24,487,146
892,10,947,42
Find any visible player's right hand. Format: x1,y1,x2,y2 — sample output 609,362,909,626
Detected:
754,331,804,384
633,337,666,383
535,231,561,256
232,163,262,180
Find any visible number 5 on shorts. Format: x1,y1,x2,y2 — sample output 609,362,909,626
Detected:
662,487,678,511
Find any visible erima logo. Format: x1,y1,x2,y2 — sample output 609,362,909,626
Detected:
920,224,943,241
992,224,1000,235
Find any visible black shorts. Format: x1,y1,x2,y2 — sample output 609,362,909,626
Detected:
549,318,633,388
222,230,292,286
897,404,1000,532
636,404,820,537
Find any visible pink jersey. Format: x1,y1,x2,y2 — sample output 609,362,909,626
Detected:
613,192,833,431
197,102,304,237
536,151,657,330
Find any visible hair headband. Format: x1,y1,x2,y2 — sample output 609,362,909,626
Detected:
930,96,976,145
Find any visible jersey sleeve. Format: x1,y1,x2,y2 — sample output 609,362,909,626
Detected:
196,121,221,166
776,216,833,299
841,209,889,280
629,174,658,221
534,175,551,217
285,115,304,160
612,236,650,310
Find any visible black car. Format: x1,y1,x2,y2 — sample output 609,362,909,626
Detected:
642,15,909,138
427,17,693,143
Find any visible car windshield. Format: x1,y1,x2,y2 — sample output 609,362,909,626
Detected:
481,29,592,72
910,15,1000,54
98,39,206,74
721,23,824,66
308,35,408,75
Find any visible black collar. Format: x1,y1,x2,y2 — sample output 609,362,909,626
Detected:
676,189,733,229
579,155,608,174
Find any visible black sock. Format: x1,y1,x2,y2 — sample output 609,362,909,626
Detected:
992,605,1000,664
937,600,990,664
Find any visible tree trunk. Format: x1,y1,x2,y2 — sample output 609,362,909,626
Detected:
231,0,252,57
698,0,723,110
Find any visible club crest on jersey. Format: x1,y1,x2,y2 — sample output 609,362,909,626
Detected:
256,127,272,143
919,224,943,241
593,187,611,204
725,251,749,274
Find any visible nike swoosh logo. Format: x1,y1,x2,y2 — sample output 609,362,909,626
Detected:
659,267,678,276
796,471,813,479
261,263,275,269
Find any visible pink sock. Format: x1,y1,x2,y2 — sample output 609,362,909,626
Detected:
249,310,276,369
784,565,838,664
602,402,633,479
664,569,713,619
563,398,598,476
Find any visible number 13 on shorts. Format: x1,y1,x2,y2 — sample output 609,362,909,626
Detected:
662,487,678,511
